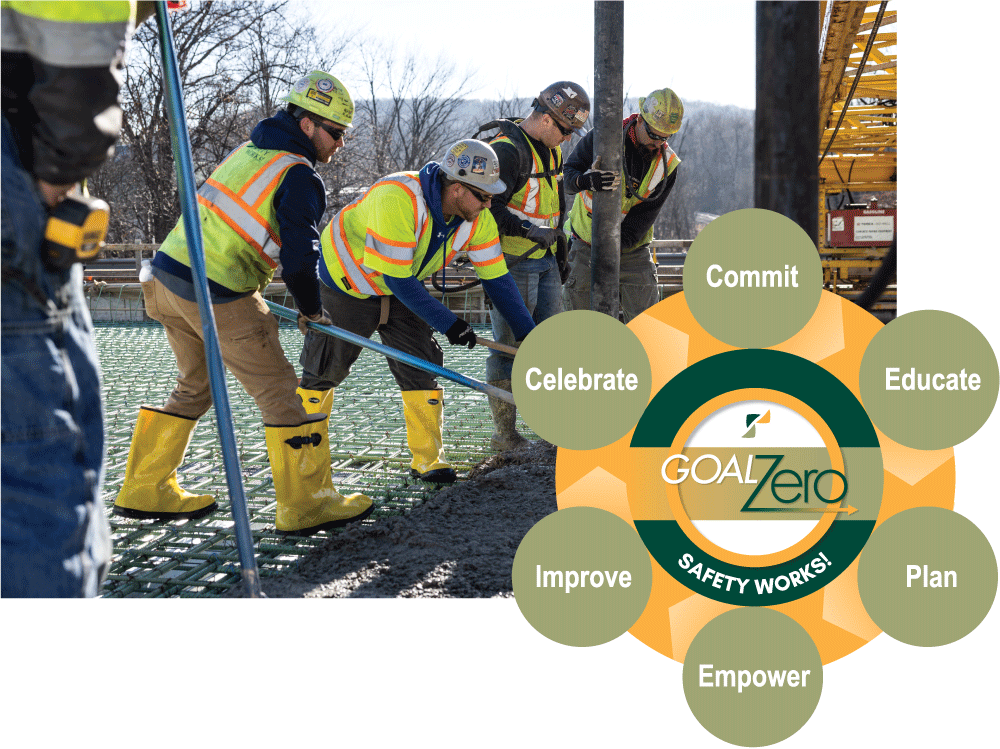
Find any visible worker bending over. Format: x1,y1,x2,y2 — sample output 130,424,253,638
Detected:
115,71,373,536
298,139,535,484
563,87,683,322
484,81,591,451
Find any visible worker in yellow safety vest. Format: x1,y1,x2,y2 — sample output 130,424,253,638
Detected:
1,0,145,597
114,70,375,537
563,87,683,322
298,139,536,484
483,81,591,452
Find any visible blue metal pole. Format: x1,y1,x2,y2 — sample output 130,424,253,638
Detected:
155,4,263,598
265,301,516,405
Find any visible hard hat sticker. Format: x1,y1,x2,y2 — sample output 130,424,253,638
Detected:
305,89,332,106
315,77,334,92
471,156,486,175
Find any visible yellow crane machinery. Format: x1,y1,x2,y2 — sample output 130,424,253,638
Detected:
818,1,897,312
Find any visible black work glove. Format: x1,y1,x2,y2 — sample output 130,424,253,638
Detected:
576,169,621,192
445,318,477,349
555,234,570,284
576,157,621,193
525,224,564,248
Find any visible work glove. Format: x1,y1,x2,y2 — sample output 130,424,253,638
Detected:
555,234,571,284
445,318,477,349
297,309,333,335
576,157,621,192
525,223,564,249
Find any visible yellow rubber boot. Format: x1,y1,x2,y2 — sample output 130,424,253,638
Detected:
114,407,217,520
266,417,373,536
401,389,457,484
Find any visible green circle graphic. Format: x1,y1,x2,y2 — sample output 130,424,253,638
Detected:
683,208,823,348
858,507,998,647
631,349,883,606
859,310,999,449
512,310,652,450
512,507,653,647
683,608,823,746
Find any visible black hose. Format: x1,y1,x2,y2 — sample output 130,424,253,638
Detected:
853,236,896,311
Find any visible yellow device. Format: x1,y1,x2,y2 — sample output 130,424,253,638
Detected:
42,193,110,270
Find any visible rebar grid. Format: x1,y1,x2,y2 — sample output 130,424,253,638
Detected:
96,318,525,597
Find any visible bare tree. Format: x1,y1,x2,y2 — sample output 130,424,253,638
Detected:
350,38,480,182
92,0,353,244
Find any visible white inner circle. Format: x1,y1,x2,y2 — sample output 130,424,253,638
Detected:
686,400,825,556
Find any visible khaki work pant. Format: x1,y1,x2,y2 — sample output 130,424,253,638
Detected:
142,278,307,426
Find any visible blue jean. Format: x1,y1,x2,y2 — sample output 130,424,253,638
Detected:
1,117,111,597
486,252,562,382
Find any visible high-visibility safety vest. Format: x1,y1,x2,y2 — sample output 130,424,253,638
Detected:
569,142,680,252
1,1,135,66
320,172,508,298
489,131,563,259
158,142,312,293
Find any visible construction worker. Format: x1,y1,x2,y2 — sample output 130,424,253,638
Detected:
298,139,536,484
563,87,683,322
1,0,140,596
484,81,590,452
114,71,374,537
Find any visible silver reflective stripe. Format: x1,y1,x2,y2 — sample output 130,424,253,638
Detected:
451,222,474,250
520,179,541,214
331,220,380,296
389,173,427,232
243,153,311,205
646,151,666,192
199,182,273,254
467,241,503,265
455,222,502,265
506,206,551,228
1,9,131,67
329,172,428,297
198,151,311,262
367,234,415,264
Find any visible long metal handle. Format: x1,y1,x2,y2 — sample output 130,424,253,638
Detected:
155,4,263,598
265,301,516,405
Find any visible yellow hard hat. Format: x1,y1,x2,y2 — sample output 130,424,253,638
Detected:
281,71,354,128
639,88,684,136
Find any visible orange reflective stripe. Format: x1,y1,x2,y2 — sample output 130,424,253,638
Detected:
333,207,382,295
197,194,277,269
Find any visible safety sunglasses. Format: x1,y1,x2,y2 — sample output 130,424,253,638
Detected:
312,119,346,142
464,184,493,203
643,118,669,142
552,118,574,137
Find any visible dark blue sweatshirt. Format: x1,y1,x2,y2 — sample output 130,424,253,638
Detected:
380,162,535,340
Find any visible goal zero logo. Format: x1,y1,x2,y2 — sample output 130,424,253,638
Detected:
629,349,883,606
742,410,769,438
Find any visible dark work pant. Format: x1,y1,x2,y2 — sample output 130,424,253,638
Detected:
299,286,442,392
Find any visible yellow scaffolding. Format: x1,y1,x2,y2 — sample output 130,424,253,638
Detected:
818,1,897,303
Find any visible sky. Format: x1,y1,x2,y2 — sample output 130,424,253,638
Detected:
310,0,758,109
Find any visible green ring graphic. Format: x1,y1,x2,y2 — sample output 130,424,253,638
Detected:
631,349,883,606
